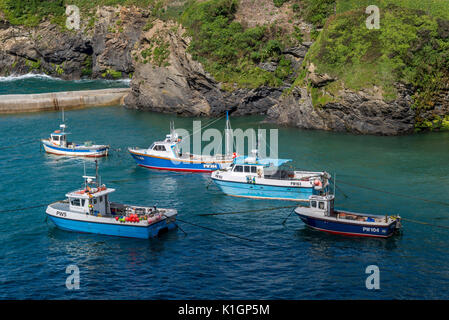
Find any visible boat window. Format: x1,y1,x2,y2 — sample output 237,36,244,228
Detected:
234,165,243,172
311,201,317,208
153,145,166,151
70,198,81,206
81,199,85,207
319,202,325,209
99,196,103,202
93,198,97,204
53,135,59,141
251,166,257,173
244,166,250,173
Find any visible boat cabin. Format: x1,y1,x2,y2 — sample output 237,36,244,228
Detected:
50,131,68,147
228,163,264,177
309,195,335,217
66,179,116,216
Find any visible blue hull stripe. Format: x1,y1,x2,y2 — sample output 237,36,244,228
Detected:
44,143,107,153
48,215,177,239
212,178,320,201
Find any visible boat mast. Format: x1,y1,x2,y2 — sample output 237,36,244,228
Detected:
225,111,233,156
95,160,99,187
333,173,336,197
60,107,66,132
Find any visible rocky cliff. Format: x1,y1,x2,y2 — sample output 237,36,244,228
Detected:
0,5,146,79
1,0,448,135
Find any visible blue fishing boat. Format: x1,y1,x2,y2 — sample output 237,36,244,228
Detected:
294,195,402,238
128,115,235,172
41,110,109,157
46,162,178,239
211,150,330,201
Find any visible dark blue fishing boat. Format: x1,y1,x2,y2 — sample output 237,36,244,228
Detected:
294,195,402,238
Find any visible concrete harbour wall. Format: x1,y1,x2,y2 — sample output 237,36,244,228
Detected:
0,88,130,114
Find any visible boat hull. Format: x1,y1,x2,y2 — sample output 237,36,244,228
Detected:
46,207,177,239
212,178,320,201
129,149,231,173
295,213,398,238
43,142,109,158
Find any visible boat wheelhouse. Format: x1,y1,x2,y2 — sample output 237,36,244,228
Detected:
41,111,109,157
294,195,402,238
46,162,178,239
128,114,235,172
211,152,330,201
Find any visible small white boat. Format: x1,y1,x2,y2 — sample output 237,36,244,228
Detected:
46,162,178,239
41,110,109,157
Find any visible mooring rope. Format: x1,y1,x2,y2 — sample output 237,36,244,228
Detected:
401,217,449,230
0,139,40,150
197,205,298,216
0,203,50,213
176,218,263,243
338,180,449,207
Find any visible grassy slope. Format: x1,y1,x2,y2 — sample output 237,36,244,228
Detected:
180,0,298,89
298,1,449,131
0,0,165,27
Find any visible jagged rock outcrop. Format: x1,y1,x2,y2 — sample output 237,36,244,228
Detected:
267,84,416,135
124,20,283,116
0,6,146,79
91,6,147,78
0,20,92,79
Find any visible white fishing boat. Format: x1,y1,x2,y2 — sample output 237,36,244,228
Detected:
211,149,330,201
41,109,109,157
129,112,236,172
46,161,178,239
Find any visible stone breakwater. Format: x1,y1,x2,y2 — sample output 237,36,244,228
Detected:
0,88,130,114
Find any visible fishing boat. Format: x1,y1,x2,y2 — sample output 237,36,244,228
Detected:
46,162,178,239
294,195,402,238
211,149,331,201
128,113,235,172
41,109,109,157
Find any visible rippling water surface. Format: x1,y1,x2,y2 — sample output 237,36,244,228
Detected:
0,77,448,299
0,74,129,95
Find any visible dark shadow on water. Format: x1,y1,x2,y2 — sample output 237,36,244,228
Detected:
46,223,180,257
292,226,401,251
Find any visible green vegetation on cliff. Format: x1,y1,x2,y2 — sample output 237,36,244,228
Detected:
299,2,449,131
0,0,158,27
181,0,294,88
1,0,449,132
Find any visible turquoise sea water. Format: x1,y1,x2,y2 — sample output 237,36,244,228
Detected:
0,77,449,299
0,74,129,95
